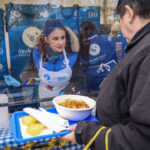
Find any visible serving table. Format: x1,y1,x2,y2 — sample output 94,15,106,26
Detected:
0,86,97,150
0,98,89,150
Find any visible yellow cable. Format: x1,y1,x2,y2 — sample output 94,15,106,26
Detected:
83,126,106,150
105,128,112,150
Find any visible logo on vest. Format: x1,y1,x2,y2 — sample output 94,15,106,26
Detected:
58,76,66,81
44,74,50,80
89,44,100,56
63,58,69,65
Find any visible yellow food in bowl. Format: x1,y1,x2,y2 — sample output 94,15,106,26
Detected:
58,99,90,109
21,115,37,126
27,123,45,136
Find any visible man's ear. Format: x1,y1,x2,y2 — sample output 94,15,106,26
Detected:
124,5,135,24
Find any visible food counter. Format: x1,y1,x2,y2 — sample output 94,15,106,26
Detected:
0,95,97,150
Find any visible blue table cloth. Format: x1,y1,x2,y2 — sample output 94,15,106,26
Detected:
0,121,85,149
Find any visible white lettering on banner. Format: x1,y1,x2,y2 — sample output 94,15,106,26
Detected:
18,48,32,57
18,48,31,54
58,76,66,81
56,13,63,19
88,11,98,18
19,53,30,57
18,49,23,54
27,49,32,53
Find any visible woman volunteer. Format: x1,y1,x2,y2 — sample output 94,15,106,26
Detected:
79,21,118,93
33,19,79,107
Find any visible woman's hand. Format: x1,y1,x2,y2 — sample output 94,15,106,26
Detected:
61,124,77,144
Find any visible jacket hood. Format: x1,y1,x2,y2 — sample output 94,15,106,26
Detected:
65,26,79,52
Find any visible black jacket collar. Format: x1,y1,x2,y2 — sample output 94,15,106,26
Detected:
126,22,150,53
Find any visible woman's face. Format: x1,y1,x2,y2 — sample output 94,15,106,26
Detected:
45,28,66,52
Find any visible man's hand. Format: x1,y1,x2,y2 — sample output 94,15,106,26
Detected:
61,124,78,144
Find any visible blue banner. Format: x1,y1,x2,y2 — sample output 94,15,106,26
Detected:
5,3,100,34
0,9,8,80
2,3,100,80
5,3,53,31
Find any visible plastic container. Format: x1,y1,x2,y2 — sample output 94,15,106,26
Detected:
53,95,96,121
0,94,9,123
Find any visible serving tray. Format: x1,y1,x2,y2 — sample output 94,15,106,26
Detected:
10,107,98,143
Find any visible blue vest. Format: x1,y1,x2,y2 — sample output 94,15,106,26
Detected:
33,48,78,72
80,33,118,93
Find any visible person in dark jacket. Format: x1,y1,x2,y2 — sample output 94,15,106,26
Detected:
61,0,150,150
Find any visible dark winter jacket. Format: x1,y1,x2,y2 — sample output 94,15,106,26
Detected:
75,22,150,150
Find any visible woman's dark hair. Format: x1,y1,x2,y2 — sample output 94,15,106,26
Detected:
116,0,150,19
79,21,98,60
38,19,71,61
